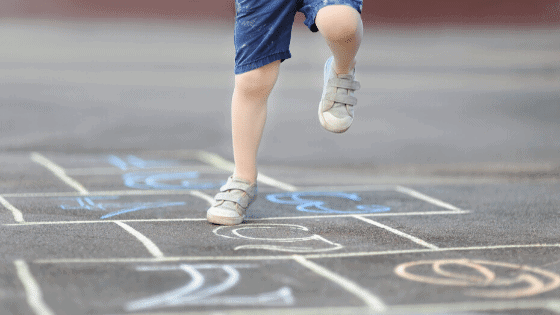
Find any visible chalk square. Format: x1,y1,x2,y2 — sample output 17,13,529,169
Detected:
247,189,455,219
29,260,364,314
3,194,209,222
125,218,423,258
2,224,154,261
316,247,560,308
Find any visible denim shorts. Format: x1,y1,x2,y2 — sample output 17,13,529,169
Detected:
234,0,363,74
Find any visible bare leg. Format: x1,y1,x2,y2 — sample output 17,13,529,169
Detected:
231,60,281,184
315,5,363,74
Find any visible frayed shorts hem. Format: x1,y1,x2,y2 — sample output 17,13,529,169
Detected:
234,51,291,75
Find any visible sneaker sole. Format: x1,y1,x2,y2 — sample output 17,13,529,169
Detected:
207,212,244,226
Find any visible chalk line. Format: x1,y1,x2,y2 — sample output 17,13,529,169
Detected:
292,255,387,312
33,256,287,264
257,173,298,192
14,260,55,315
249,210,469,221
389,299,560,314
2,189,211,198
30,152,89,194
3,218,207,226
353,215,439,250
124,306,373,315
65,166,227,176
0,196,24,223
395,185,463,212
195,150,298,192
305,243,560,259
189,190,214,205
541,259,560,268
193,150,235,171
548,300,560,313
114,221,165,258
2,210,469,226
31,243,560,264
117,299,560,315
297,185,397,192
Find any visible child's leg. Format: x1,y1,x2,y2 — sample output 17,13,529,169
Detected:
207,61,280,226
315,4,363,133
208,0,298,225
231,60,281,184
315,5,363,75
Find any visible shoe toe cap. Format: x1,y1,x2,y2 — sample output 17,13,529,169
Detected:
321,112,353,132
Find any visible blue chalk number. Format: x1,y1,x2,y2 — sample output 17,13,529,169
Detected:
123,172,223,190
266,192,390,214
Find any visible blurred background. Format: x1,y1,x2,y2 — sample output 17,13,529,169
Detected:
2,0,560,26
1,0,559,177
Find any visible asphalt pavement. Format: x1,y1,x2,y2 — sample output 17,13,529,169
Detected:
0,19,560,315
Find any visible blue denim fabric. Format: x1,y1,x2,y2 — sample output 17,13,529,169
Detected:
234,0,362,74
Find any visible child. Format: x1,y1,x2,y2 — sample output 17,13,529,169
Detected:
207,0,363,225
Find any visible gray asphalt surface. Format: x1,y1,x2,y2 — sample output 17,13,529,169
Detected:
1,19,560,315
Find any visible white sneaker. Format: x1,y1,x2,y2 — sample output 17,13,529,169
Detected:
318,56,361,133
206,176,257,225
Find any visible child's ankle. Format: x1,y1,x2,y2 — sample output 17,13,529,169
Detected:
232,173,257,185
334,59,357,75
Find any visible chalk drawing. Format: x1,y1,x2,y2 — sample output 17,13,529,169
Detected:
395,259,560,299
125,264,294,311
214,224,343,253
108,155,180,170
266,192,390,214
56,196,185,219
123,172,224,190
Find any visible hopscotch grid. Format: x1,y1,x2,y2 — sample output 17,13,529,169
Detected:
12,152,463,283
17,151,467,215
194,150,467,213
194,151,448,263
2,210,469,226
12,151,481,313
30,243,560,264
0,183,468,216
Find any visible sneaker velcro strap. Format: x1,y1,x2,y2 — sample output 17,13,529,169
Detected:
328,78,361,91
325,92,358,106
220,180,252,192
214,192,252,208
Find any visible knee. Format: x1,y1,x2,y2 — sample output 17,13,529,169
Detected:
235,61,280,99
316,5,362,42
